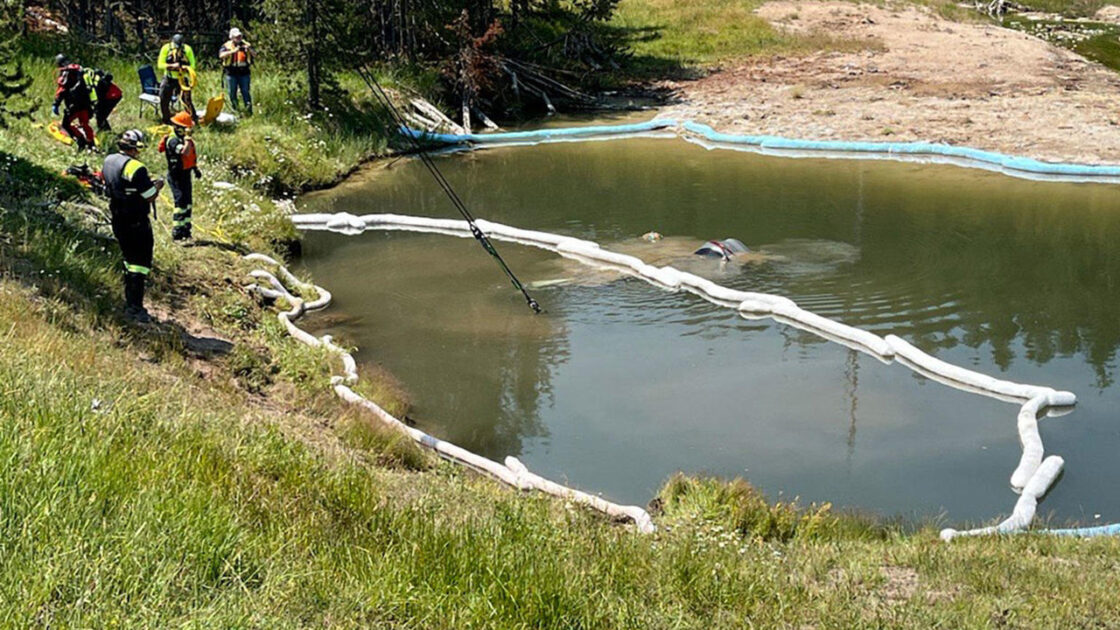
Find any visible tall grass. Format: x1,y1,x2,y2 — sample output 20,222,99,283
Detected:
3,296,1120,627
3,28,1120,628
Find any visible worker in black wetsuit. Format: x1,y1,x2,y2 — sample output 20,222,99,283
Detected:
102,129,165,323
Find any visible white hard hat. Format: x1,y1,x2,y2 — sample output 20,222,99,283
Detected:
229,27,242,38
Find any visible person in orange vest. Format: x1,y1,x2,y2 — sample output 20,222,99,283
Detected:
51,54,96,150
159,111,201,241
218,27,255,115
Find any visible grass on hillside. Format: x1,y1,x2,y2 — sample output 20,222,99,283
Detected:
0,37,417,443
611,0,881,71
1019,0,1111,16
4,279,1120,627
4,30,1120,628
7,36,407,249
610,0,1115,73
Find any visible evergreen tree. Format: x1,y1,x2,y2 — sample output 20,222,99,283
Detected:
0,2,34,127
257,0,362,110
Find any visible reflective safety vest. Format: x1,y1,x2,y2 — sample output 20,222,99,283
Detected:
158,43,196,80
81,68,104,104
160,135,197,172
103,153,157,218
221,40,252,69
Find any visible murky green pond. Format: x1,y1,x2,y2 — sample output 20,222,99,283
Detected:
296,132,1120,526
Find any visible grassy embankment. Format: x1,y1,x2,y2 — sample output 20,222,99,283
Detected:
3,22,1120,628
610,0,1116,71
611,0,884,71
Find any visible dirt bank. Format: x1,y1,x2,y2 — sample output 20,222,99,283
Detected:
660,1,1120,164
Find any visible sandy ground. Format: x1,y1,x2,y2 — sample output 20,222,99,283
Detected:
659,1,1120,164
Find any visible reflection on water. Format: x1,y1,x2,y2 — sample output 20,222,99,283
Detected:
297,136,1120,525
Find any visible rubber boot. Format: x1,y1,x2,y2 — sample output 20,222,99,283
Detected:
172,206,192,241
123,272,152,323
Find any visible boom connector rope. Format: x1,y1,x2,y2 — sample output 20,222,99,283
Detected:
355,65,542,314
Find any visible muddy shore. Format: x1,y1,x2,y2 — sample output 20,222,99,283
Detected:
658,1,1120,165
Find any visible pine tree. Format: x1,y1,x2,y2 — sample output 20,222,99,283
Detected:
257,0,356,110
0,2,34,127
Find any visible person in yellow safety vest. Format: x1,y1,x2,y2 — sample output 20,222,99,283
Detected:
81,66,122,131
157,33,197,124
219,27,255,115
102,129,165,323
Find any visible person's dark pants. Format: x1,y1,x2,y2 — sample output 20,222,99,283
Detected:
110,212,154,313
226,72,252,114
62,108,94,149
95,82,122,130
159,76,196,123
158,76,180,124
169,171,193,240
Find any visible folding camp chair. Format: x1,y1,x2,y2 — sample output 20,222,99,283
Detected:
137,64,175,117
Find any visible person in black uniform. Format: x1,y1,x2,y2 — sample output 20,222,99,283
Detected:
102,129,164,323
159,111,201,241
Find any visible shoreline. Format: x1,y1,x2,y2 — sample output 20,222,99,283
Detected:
654,1,1120,166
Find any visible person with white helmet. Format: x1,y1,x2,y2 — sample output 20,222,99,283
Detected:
102,129,165,323
219,27,255,115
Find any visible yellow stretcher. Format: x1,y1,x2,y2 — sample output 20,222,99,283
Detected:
47,120,99,147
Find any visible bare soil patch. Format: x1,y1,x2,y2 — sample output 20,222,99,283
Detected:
660,1,1120,164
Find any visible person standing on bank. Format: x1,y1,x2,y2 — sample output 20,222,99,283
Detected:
157,33,197,124
159,112,201,241
102,130,164,323
219,27,254,115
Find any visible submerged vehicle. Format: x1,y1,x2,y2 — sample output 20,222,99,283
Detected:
694,238,750,261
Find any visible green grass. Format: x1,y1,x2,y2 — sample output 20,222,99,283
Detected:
4,30,1120,628
4,36,408,250
4,290,1120,626
1018,0,1110,17
614,0,789,66
612,0,880,71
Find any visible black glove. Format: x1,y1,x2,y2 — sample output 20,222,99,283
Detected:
193,167,202,179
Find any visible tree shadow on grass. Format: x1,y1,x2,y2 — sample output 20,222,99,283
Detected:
611,24,708,84
0,151,232,361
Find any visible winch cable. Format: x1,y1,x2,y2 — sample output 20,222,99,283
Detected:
355,65,542,314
